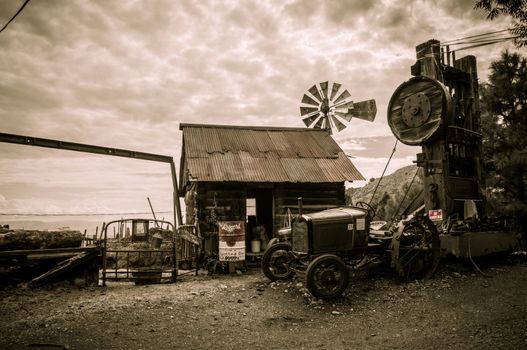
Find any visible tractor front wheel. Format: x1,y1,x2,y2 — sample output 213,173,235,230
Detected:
306,254,349,300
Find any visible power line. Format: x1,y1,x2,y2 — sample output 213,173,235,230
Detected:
448,36,521,53
0,0,31,34
441,29,511,45
0,211,173,217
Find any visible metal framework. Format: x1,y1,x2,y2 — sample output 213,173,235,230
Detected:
0,131,184,280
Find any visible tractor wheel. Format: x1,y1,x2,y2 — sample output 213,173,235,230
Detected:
306,254,349,300
393,216,441,280
261,242,295,281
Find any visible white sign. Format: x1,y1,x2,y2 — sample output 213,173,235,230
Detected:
219,241,245,261
218,220,245,262
356,218,366,230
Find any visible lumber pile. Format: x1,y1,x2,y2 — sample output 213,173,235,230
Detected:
0,230,84,251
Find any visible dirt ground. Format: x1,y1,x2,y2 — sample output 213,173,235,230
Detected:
1,257,526,350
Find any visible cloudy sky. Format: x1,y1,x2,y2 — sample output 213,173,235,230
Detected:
0,0,518,229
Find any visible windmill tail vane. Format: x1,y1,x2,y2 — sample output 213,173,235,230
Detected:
300,81,377,134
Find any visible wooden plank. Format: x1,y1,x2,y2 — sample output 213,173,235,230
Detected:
29,250,100,287
0,246,99,258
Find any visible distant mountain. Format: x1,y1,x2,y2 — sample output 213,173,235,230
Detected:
346,165,424,221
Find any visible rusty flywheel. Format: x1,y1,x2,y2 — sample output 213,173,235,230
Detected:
387,76,452,145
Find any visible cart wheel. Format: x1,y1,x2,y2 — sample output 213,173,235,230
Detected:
306,254,349,299
261,242,295,281
393,216,440,280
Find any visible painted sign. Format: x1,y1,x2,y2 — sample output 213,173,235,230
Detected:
218,221,245,262
428,209,443,222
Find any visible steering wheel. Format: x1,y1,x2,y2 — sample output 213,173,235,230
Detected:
354,201,376,221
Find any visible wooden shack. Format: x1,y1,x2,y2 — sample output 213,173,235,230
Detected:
178,123,364,258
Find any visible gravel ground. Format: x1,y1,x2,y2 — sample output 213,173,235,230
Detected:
0,258,526,350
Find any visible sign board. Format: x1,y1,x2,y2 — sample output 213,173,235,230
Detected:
132,219,149,242
428,209,443,222
218,221,245,262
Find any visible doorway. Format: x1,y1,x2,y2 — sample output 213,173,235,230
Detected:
246,188,274,242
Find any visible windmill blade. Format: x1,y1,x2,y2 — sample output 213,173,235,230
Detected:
334,89,352,104
302,113,320,127
302,93,319,106
329,82,342,101
333,101,354,110
349,99,377,122
320,81,329,98
334,111,353,122
308,85,323,103
313,116,325,129
331,115,347,132
300,106,318,116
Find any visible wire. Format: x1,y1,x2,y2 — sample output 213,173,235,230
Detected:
441,29,511,45
0,211,173,217
448,36,521,53
392,167,419,221
0,0,30,34
368,139,398,205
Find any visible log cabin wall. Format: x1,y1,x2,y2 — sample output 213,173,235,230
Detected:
193,181,345,243
273,182,345,234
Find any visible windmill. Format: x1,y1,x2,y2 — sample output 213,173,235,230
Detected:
300,81,377,134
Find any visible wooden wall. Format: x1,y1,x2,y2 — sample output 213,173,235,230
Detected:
190,181,346,239
273,182,345,235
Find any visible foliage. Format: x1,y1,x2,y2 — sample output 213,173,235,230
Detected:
480,50,527,231
475,0,527,47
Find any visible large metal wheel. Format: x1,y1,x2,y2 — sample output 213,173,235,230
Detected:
387,76,452,145
261,242,295,281
391,216,440,280
306,254,349,300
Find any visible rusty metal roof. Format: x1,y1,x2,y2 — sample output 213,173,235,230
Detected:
179,123,364,184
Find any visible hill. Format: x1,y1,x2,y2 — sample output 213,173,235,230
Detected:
346,165,424,221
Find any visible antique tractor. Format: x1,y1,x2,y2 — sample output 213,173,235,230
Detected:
261,201,440,299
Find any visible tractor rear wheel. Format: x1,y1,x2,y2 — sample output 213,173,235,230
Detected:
261,242,295,281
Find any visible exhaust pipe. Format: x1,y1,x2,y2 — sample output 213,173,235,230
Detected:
297,197,303,216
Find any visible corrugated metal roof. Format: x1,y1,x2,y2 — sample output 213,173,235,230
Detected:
180,123,364,184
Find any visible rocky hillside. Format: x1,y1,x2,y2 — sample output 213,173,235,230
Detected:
346,165,424,221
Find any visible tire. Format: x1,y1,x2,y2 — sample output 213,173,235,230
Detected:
306,254,349,300
261,242,295,281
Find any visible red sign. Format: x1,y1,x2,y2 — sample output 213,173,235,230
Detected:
428,209,443,221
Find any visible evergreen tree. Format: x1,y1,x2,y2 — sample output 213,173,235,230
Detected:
480,50,527,235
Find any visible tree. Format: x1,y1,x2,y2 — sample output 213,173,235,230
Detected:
475,0,527,47
480,50,527,234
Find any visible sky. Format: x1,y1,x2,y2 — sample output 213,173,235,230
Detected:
0,0,519,230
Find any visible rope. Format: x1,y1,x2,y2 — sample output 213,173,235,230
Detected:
368,140,398,205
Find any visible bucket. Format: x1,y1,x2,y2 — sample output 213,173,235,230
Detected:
251,239,261,253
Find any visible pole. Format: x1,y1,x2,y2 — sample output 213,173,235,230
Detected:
147,197,160,227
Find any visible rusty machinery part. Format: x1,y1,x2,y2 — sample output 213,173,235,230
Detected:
354,201,376,221
261,242,296,281
390,215,441,280
300,81,377,134
305,254,349,300
387,76,453,145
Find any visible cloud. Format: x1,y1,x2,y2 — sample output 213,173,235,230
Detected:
0,0,520,217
